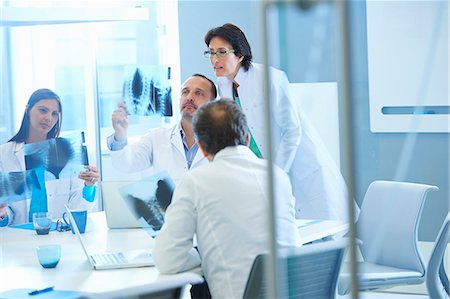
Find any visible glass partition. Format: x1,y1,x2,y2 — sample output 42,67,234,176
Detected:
265,0,449,298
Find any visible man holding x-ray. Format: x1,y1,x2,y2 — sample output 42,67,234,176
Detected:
107,74,217,182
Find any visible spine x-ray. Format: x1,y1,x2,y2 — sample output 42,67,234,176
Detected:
122,66,173,117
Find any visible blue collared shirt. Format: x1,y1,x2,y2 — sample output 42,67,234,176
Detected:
179,125,199,170
107,134,128,151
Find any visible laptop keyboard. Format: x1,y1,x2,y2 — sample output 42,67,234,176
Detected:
92,252,127,266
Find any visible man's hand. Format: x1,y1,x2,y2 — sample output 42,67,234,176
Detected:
112,101,129,141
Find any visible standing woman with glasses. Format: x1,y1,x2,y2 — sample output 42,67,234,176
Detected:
204,23,353,222
0,88,99,226
204,23,300,173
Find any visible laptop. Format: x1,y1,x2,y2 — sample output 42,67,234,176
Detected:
102,181,141,229
64,205,154,270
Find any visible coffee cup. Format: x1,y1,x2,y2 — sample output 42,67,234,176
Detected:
62,210,87,234
32,212,52,235
36,244,61,268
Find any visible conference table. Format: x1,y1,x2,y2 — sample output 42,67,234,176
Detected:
0,212,348,297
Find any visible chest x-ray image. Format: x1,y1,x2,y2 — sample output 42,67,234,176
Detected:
120,172,174,234
122,66,173,117
24,134,87,180
0,170,37,205
0,133,88,204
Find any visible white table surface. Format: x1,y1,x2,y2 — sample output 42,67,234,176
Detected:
296,219,349,245
0,212,200,295
0,212,348,295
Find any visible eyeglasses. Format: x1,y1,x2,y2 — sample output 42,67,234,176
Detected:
56,219,71,232
204,49,235,58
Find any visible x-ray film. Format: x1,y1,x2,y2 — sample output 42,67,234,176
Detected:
120,172,174,234
0,134,87,204
24,135,85,181
122,65,173,117
0,170,39,205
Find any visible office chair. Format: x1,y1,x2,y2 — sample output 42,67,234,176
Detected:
243,239,348,299
427,211,450,299
338,180,438,294
84,272,203,299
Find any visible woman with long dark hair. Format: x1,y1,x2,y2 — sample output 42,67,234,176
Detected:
0,88,99,225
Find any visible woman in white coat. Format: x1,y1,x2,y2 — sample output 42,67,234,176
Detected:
0,89,99,226
204,23,354,221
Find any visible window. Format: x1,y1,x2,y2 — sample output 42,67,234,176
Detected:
1,0,180,194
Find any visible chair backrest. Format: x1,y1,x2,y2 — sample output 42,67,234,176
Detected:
357,180,438,273
243,239,348,299
427,212,450,299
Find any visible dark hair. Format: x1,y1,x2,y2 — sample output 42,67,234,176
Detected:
193,98,248,156
204,23,253,71
191,73,217,99
9,88,62,143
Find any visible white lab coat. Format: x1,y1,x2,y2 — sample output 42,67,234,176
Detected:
218,63,353,221
110,123,208,183
289,108,355,221
0,141,94,225
217,63,301,172
153,146,299,299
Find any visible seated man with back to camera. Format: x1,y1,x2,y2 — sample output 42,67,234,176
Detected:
153,98,299,299
107,74,217,182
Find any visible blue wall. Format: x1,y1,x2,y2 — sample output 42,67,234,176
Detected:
346,1,448,241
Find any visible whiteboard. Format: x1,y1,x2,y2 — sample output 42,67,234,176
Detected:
367,1,449,133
